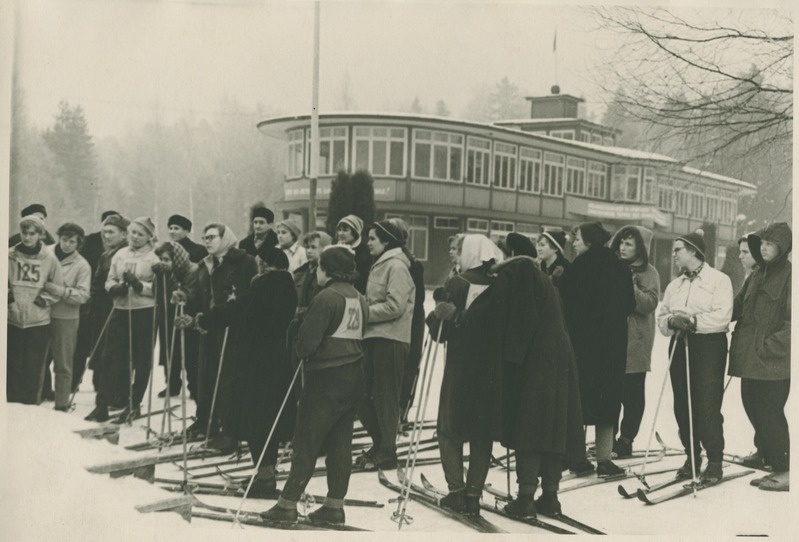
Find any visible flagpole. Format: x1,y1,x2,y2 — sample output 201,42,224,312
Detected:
553,28,559,86
309,1,320,232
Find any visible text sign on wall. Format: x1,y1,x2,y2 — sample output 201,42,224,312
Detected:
568,196,670,227
284,179,396,202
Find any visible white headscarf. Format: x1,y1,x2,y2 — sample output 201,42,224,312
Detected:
206,223,239,258
459,234,504,272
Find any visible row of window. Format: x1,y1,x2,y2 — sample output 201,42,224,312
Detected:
545,129,614,146
660,182,737,223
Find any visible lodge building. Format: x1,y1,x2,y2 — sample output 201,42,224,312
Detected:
258,91,756,287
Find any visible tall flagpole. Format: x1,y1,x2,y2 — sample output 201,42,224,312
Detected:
308,1,320,232
553,28,559,87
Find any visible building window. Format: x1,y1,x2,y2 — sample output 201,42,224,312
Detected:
519,147,541,193
542,152,564,196
353,126,406,177
466,218,489,233
566,157,586,195
642,167,657,204
720,191,736,225
611,165,641,202
658,186,674,211
490,220,514,243
591,133,603,145
690,187,704,219
288,129,304,179
434,216,460,229
306,127,348,176
586,161,607,199
705,188,719,221
514,223,539,240
412,129,463,182
407,215,428,261
675,183,691,217
580,132,591,143
550,130,575,140
603,136,614,146
466,137,491,186
493,142,517,190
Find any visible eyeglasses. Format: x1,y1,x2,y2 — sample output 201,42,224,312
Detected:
202,234,219,242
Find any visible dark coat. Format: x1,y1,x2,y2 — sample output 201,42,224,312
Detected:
87,243,126,369
541,253,570,291
232,270,298,442
729,222,791,380
408,258,426,362
353,241,372,295
177,236,208,264
80,231,105,278
559,246,635,425
238,230,278,258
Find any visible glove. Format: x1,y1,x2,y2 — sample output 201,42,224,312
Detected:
123,271,143,293
434,301,457,321
174,314,194,329
193,312,208,334
108,283,129,298
151,262,171,275
432,287,448,303
171,289,188,305
668,312,695,332
33,295,47,308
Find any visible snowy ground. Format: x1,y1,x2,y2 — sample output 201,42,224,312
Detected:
2,295,796,540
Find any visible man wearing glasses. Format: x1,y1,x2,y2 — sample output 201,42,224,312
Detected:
656,230,733,484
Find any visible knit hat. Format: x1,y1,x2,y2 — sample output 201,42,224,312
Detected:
276,219,301,242
319,245,356,280
506,232,537,258
337,214,365,240
21,203,47,218
541,230,567,253
676,229,706,260
103,214,130,232
56,222,86,239
578,221,611,248
19,214,46,234
251,206,275,223
132,216,157,239
388,217,410,244
168,214,193,231
372,220,405,247
100,210,119,222
256,244,289,271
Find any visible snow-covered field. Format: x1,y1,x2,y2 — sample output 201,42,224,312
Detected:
2,296,796,540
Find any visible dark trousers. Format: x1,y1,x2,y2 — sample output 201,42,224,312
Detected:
358,338,408,459
281,361,365,502
95,307,154,409
516,450,563,493
7,324,51,405
741,378,790,472
157,304,198,399
247,434,280,471
196,327,236,433
71,311,93,390
438,433,493,496
616,372,647,441
669,333,727,463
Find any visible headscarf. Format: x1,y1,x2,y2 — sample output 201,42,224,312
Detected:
205,223,239,258
459,234,505,272
169,241,192,278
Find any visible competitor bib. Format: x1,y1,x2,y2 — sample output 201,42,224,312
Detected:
331,296,363,340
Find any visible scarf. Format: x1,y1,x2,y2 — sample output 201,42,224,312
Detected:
459,234,504,272
16,242,42,256
54,245,71,261
683,262,705,281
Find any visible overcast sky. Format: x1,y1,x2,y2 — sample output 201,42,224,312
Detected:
11,0,792,138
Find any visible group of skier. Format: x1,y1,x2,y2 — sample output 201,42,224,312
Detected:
6,199,792,526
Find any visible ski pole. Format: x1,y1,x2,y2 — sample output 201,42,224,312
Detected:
146,274,163,438
178,303,190,491
159,285,179,443
394,322,443,530
506,447,511,497
127,288,134,426
636,330,682,487
684,334,698,495
402,333,429,426
68,307,114,409
203,326,230,449
233,359,304,524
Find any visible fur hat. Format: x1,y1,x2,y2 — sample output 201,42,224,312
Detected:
578,221,611,248
676,229,706,260
168,214,192,231
132,216,157,239
251,206,275,223
276,219,301,242
19,214,46,234
21,203,47,218
103,214,130,232
337,214,365,240
319,245,356,280
541,230,567,253
506,232,537,258
100,210,119,222
256,244,289,270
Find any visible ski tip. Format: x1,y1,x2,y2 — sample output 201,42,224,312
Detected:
635,488,651,504
617,485,630,498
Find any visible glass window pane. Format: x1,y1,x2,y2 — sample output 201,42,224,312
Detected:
355,140,370,171
333,141,346,172
450,147,462,181
390,141,404,176
433,145,448,179
414,143,430,177
373,141,387,175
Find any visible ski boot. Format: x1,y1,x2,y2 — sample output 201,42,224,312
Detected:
308,505,345,525
597,460,625,478
700,461,723,483
566,459,595,476
463,494,481,517
250,466,278,498
503,494,536,519
84,406,110,422
675,457,702,481
261,503,298,523
612,437,633,459
439,489,466,513
112,405,141,424
535,490,562,516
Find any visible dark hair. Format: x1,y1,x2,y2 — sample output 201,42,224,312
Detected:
610,226,648,266
204,223,226,237
319,245,357,282
576,222,611,249
257,245,289,271
154,241,176,258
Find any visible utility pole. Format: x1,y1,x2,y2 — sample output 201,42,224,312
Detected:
308,1,321,231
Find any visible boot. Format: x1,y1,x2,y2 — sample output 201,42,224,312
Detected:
503,494,536,519
84,406,110,422
157,388,179,398
439,489,466,512
566,459,595,476
535,490,562,517
112,405,141,424
750,473,775,487
675,457,702,481
353,448,377,469
250,466,278,498
463,494,481,517
308,505,346,525
109,397,127,410
597,460,625,478
207,433,238,454
740,451,768,469
612,437,633,459
700,461,723,483
261,503,298,523
185,420,206,440
758,471,789,492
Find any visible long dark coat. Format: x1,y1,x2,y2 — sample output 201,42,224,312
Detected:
559,246,635,425
238,230,279,258
177,236,208,264
231,270,298,443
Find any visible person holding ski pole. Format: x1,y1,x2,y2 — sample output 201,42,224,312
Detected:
262,245,368,525
656,229,733,482
609,225,661,458
729,223,791,492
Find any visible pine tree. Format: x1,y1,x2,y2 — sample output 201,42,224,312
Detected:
351,170,376,229
435,99,450,117
409,97,424,114
325,170,354,236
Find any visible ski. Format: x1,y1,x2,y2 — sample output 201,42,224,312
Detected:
618,464,731,499
190,509,370,531
723,453,773,473
86,447,219,475
378,469,506,533
636,469,754,505
559,465,677,493
480,482,603,535
420,474,575,535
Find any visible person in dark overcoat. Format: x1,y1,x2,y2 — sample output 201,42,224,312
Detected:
167,214,208,263
239,206,278,258
234,245,298,496
559,221,635,477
